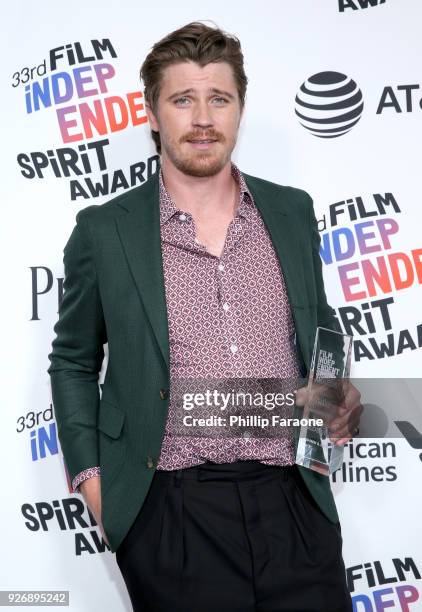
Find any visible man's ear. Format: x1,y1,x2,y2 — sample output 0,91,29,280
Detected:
145,101,159,132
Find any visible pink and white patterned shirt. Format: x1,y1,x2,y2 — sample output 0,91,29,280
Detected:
71,162,302,492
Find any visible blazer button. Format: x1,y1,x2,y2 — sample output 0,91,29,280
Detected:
159,388,169,400
146,456,155,468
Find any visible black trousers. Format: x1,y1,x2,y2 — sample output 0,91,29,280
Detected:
115,460,352,612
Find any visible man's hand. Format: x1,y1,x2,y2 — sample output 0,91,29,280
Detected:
79,475,110,547
295,380,363,446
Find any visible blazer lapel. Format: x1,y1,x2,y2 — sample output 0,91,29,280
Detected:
243,174,311,374
243,174,308,309
115,172,170,374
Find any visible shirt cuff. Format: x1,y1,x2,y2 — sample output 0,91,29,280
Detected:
72,466,101,493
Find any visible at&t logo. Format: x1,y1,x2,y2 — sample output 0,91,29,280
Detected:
295,71,364,138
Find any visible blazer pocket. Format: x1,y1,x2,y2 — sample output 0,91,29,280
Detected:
98,399,125,439
98,400,127,498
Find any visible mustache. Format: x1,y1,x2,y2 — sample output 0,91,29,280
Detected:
182,131,225,143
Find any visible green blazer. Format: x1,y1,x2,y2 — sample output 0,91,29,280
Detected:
47,169,342,553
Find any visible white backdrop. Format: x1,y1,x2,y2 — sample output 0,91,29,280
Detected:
1,1,421,610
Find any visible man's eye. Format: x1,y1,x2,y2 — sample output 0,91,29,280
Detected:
173,96,228,106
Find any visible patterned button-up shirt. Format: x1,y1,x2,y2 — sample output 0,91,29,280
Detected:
71,162,302,492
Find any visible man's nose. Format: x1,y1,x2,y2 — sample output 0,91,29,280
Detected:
192,100,213,127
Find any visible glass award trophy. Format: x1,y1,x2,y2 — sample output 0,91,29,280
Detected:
295,326,353,476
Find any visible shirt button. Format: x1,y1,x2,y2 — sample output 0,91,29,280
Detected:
218,263,225,271
159,388,169,400
222,303,230,311
179,213,187,221
230,344,238,354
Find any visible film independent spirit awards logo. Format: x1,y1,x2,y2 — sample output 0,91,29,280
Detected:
295,71,364,138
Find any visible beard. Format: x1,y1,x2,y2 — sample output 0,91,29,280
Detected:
161,129,236,178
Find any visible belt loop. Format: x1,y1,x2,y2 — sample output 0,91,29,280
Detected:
281,466,291,482
174,468,183,487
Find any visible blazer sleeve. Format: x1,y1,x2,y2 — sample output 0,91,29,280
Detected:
47,209,107,485
307,193,342,335
305,192,349,381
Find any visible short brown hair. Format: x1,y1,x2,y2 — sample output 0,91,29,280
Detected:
139,21,248,154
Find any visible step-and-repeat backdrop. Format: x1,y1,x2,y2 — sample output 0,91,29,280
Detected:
2,1,421,610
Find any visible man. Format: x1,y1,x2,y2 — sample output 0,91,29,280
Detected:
48,21,362,612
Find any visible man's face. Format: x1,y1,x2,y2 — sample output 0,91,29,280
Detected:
146,60,243,177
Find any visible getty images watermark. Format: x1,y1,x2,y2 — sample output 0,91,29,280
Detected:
165,378,323,439
182,389,322,430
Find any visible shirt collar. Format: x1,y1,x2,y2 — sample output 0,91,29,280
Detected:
159,161,254,227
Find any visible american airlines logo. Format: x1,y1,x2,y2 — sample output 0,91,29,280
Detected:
395,422,422,463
